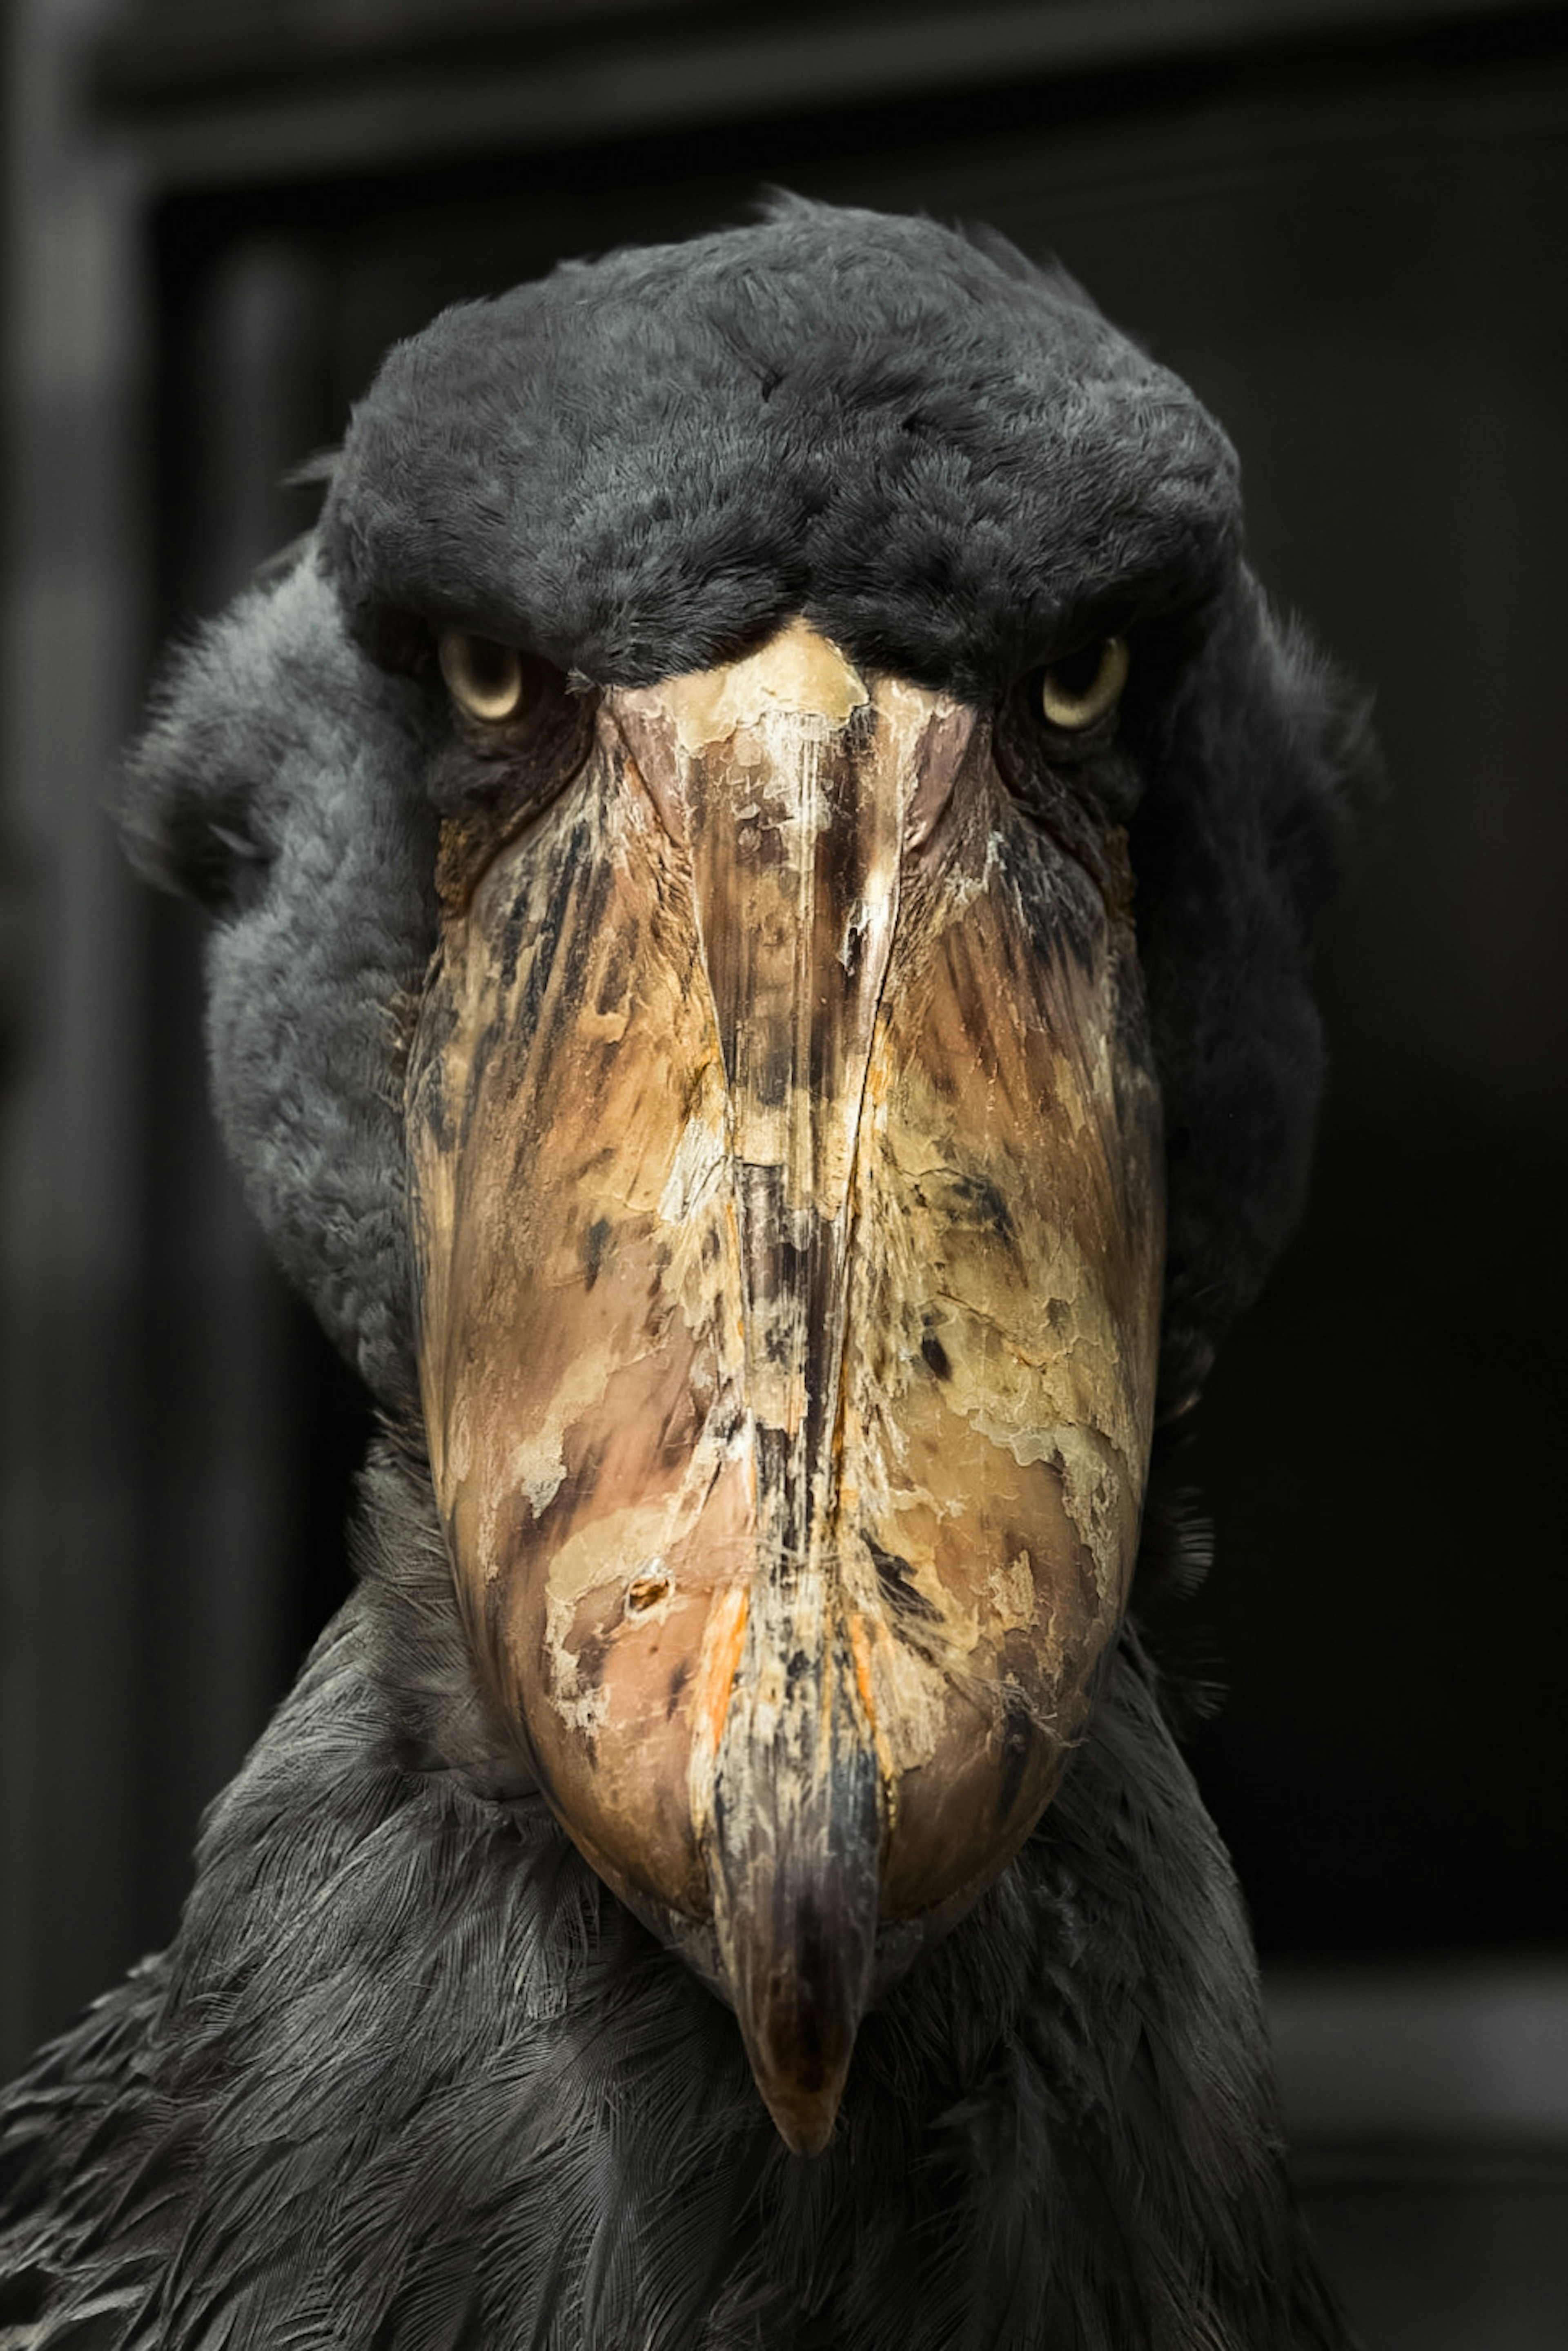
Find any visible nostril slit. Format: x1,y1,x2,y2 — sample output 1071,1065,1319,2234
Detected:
608,696,687,845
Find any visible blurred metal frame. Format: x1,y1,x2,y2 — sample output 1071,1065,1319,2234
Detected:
89,0,1568,184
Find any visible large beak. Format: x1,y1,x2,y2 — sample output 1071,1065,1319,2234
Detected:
407,621,1163,2154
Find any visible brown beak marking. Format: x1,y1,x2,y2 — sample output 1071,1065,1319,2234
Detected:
406,621,1163,2154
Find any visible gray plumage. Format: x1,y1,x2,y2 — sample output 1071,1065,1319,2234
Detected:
0,198,1374,2347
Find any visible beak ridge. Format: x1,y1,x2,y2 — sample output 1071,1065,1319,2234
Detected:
706,1590,882,2157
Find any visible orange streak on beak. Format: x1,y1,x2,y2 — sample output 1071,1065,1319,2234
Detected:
847,1613,880,1739
693,1585,750,1765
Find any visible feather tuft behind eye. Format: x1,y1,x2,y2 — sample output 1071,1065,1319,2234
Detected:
1040,636,1129,730
438,630,526,722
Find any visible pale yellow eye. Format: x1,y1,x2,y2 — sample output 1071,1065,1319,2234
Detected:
438,630,525,722
1040,635,1129,730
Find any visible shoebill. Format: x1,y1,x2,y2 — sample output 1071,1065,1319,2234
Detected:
0,198,1374,2349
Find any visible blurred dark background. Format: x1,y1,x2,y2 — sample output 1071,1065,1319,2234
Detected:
3,2,1566,2340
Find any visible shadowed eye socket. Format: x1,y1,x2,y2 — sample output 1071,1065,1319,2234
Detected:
438,630,526,721
1040,635,1129,730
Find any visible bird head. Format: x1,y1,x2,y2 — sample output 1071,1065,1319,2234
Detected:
123,200,1369,2155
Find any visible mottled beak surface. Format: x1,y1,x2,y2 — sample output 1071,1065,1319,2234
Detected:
407,621,1163,2154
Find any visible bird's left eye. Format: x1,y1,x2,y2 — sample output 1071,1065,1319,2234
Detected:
438,630,526,722
1040,636,1129,731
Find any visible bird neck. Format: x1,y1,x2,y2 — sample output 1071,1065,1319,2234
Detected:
128,1425,1347,2347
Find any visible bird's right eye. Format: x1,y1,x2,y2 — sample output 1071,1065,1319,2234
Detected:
1039,635,1129,732
438,630,526,722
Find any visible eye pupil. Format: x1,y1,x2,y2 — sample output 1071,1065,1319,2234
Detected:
1051,644,1103,697
439,630,526,722
1040,635,1129,730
